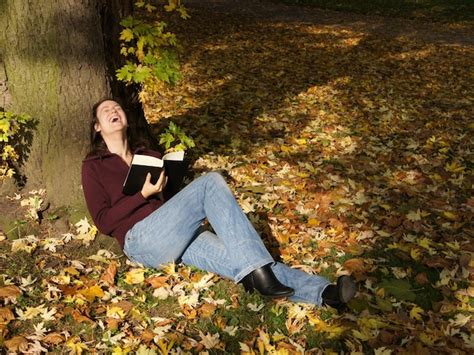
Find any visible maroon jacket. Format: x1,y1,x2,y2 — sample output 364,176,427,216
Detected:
81,149,164,249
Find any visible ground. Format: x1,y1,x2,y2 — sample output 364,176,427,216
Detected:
1,0,473,353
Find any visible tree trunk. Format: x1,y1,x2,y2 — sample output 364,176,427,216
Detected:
0,0,147,207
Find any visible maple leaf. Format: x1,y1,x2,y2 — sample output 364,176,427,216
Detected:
66,336,89,354
79,285,104,302
107,306,126,319
409,305,424,320
199,331,221,349
11,235,38,254
16,304,47,320
406,209,422,222
124,268,146,285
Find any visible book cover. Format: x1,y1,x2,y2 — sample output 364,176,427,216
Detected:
122,151,187,196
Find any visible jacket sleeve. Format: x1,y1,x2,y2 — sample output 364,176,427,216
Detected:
81,162,148,235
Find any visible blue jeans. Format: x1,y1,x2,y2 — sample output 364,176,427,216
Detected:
123,172,331,305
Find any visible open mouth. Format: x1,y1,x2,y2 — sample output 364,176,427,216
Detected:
111,116,119,123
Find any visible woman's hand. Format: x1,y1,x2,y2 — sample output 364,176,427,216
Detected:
141,170,168,199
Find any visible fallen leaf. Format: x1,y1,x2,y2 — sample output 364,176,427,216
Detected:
4,335,28,352
0,307,14,324
78,285,104,302
125,268,146,285
43,332,65,345
100,262,118,286
145,275,170,288
343,258,366,273
0,285,22,299
199,302,217,318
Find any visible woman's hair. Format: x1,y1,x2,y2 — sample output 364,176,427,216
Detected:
86,97,157,158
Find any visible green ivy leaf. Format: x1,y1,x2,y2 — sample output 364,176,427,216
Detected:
378,279,416,302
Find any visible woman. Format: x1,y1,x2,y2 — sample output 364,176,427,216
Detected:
81,98,356,308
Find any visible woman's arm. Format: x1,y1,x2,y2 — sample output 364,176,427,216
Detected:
81,163,148,235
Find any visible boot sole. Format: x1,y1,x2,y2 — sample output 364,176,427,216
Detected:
338,275,356,303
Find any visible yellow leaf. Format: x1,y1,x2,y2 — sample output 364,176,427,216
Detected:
280,145,293,153
125,268,145,285
410,248,421,260
296,138,307,145
352,329,374,341
406,209,422,222
66,336,89,354
79,285,104,302
442,211,457,221
308,218,320,226
444,161,465,173
358,317,388,329
410,306,423,320
419,332,438,346
107,306,126,319
120,28,134,42
64,267,80,276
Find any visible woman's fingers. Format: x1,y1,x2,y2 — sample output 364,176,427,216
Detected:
145,172,152,183
156,170,166,186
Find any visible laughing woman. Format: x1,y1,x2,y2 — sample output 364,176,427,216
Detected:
81,98,356,308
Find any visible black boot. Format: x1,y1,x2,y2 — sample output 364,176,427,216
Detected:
322,275,356,311
241,264,295,299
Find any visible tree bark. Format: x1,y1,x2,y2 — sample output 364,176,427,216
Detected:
0,0,150,207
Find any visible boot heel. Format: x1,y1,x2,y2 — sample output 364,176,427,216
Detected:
240,264,294,298
242,280,254,293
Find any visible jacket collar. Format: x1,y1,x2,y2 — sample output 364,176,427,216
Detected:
83,147,147,162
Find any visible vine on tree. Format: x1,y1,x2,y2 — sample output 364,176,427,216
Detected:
116,0,189,85
0,109,35,181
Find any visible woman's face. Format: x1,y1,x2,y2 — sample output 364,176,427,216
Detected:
94,100,128,138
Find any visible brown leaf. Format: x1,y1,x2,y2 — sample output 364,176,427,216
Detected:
384,216,402,228
100,262,117,286
0,324,8,338
199,303,217,318
114,300,133,313
0,285,21,299
415,272,430,285
140,328,155,344
106,317,121,330
58,284,80,296
343,258,366,273
5,335,28,352
71,309,94,324
0,307,15,324
459,253,471,268
424,256,451,268
43,332,65,345
379,330,395,345
145,275,170,289
182,305,197,320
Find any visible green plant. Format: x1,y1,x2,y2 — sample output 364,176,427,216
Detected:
116,0,189,85
0,109,34,180
159,121,195,152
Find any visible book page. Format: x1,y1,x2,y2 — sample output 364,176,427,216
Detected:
132,154,163,167
163,150,185,161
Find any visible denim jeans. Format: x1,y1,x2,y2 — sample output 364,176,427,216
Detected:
123,172,331,305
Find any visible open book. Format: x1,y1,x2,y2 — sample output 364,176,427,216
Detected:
122,151,187,196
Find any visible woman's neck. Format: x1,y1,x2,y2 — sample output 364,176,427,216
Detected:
104,135,131,159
